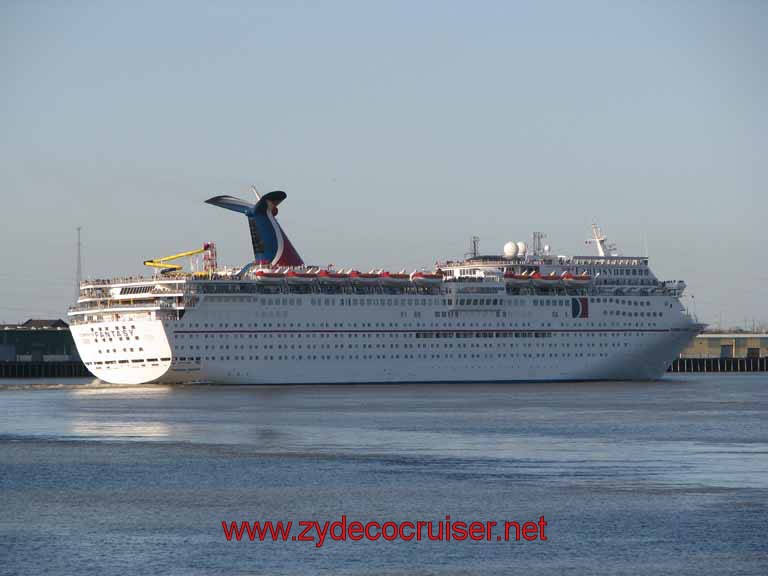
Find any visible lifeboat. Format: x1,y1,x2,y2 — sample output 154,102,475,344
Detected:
531,271,561,288
411,271,443,287
380,271,411,287
561,272,592,287
317,269,350,285
349,270,381,286
254,269,285,284
285,270,318,285
503,271,531,286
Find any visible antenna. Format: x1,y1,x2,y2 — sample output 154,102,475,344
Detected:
585,223,619,257
467,236,480,258
250,185,261,200
75,226,82,300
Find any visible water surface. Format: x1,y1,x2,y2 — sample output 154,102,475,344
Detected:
1,375,766,575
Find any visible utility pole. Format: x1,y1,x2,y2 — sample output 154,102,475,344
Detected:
75,226,82,301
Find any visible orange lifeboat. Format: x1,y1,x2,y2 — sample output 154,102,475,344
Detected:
254,269,285,284
317,269,350,285
285,270,318,285
380,271,411,287
411,271,443,287
503,271,531,287
561,272,592,287
531,271,561,288
349,270,381,286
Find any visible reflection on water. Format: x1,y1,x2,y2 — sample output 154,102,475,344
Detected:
68,383,173,438
70,419,172,438
69,383,172,397
0,377,102,391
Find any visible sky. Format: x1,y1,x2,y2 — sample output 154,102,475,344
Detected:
1,0,766,329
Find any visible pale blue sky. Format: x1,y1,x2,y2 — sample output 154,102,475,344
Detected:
1,1,766,328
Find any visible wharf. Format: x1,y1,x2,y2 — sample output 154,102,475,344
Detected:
668,356,767,373
0,361,89,378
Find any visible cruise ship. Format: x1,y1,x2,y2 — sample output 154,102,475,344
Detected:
68,187,704,385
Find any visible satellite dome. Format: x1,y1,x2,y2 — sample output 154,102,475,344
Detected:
503,241,518,258
516,241,527,256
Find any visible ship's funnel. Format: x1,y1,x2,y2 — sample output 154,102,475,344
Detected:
206,190,304,267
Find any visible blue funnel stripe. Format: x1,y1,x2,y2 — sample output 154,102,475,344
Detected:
249,213,280,263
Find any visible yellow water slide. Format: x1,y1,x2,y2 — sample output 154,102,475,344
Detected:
143,246,209,275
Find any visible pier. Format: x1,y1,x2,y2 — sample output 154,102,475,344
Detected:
0,361,89,378
1,359,766,378
667,356,768,373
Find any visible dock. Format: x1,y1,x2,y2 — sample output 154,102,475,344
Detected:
667,356,767,373
0,361,89,378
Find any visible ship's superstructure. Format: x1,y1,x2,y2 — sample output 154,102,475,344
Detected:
68,188,703,385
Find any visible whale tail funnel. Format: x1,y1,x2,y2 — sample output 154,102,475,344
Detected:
206,189,304,267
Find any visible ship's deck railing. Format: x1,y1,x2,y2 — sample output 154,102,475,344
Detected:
79,272,250,290
80,275,189,287
570,256,649,266
77,271,685,302
70,285,682,310
438,255,650,267
78,279,682,294
69,300,181,313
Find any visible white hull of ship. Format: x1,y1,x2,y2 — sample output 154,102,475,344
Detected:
70,293,702,385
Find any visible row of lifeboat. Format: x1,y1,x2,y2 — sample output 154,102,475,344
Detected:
252,268,444,287
503,271,592,287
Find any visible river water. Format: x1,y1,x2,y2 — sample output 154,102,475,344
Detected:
1,374,766,575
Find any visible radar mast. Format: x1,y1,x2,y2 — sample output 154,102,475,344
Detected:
586,224,619,257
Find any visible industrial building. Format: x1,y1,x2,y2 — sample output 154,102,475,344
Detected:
0,319,88,377
679,333,768,359
0,319,79,362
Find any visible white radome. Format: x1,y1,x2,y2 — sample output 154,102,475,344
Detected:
516,241,527,256
503,241,518,258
